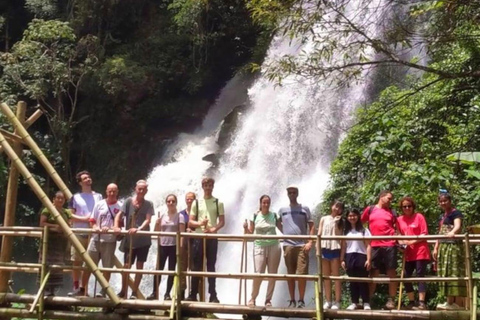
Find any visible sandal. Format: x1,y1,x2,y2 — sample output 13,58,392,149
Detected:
265,300,272,307
248,299,255,307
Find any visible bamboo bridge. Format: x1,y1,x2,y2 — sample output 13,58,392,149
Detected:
0,101,479,320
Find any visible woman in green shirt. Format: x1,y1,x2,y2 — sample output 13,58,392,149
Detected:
243,195,283,307
38,191,87,296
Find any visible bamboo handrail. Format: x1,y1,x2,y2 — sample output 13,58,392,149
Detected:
5,226,480,241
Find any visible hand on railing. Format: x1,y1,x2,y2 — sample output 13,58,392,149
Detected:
128,228,138,234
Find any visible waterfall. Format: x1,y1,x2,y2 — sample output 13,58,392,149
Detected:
130,0,391,309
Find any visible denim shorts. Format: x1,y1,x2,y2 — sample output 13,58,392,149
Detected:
322,248,341,260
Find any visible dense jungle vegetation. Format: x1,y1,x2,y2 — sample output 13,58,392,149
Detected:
0,0,269,227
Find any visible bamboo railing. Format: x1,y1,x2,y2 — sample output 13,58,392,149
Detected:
0,226,479,320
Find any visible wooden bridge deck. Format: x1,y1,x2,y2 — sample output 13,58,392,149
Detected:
0,293,473,320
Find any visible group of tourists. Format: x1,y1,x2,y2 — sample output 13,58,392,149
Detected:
38,170,466,312
318,191,466,311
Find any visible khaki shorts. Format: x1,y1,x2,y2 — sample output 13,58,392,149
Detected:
87,240,116,268
283,245,309,275
71,236,89,262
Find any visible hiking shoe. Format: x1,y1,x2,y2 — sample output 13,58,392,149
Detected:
185,295,198,302
439,302,461,310
297,300,305,308
265,300,272,307
436,302,448,310
95,289,106,298
209,295,220,303
129,292,137,300
385,298,395,310
164,294,171,301
288,300,296,308
404,301,415,310
331,301,340,310
117,291,126,299
363,303,371,310
347,303,357,310
146,292,157,300
413,302,426,310
323,301,331,309
68,287,85,297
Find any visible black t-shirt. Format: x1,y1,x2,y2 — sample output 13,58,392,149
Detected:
442,209,463,226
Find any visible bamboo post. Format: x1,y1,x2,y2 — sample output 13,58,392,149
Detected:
314,281,321,320
154,219,161,300
0,102,72,199
465,233,473,313
37,226,49,317
169,276,177,320
473,279,478,320
0,131,120,305
201,237,206,302
30,272,50,314
243,238,247,305
238,234,245,305
397,252,406,310
175,229,181,320
316,234,323,320
0,101,26,294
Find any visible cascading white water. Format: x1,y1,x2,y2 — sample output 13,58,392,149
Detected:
132,0,392,309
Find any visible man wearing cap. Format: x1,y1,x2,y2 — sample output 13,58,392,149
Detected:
278,185,315,308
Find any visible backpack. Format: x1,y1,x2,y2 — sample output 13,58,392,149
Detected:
191,199,219,231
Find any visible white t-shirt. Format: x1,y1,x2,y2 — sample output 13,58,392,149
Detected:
158,212,185,247
69,192,103,229
91,199,122,242
345,228,371,255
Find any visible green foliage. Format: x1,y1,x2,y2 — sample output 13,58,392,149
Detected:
246,0,480,85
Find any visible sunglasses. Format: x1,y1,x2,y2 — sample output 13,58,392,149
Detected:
402,205,413,209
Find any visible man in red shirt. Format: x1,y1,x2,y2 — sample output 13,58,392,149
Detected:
361,190,398,310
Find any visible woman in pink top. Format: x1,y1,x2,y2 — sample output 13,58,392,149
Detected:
397,196,430,310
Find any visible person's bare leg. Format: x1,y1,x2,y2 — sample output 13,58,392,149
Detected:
387,268,398,298
418,292,425,301
119,262,130,297
81,270,90,289
133,261,145,293
407,292,415,302
287,279,296,301
454,296,465,307
331,259,341,303
299,279,307,301
322,259,332,302
73,261,81,286
369,269,379,298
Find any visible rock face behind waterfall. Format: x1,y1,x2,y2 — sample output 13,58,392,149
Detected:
202,104,250,171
